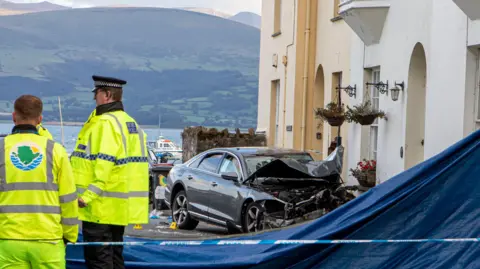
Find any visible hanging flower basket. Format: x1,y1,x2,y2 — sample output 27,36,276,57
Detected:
345,100,386,126
326,115,345,127
350,159,377,188
315,102,346,127
356,114,377,125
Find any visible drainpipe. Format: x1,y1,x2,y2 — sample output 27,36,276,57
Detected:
282,0,297,148
300,0,312,151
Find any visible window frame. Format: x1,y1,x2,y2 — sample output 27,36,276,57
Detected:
275,80,281,146
369,69,381,161
196,153,224,174
218,153,243,181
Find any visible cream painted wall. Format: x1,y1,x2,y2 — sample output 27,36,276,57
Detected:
314,0,353,179
347,0,479,184
257,0,297,149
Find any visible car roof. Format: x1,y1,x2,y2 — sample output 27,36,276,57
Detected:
206,147,310,157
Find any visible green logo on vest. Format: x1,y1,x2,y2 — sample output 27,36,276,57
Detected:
10,142,44,171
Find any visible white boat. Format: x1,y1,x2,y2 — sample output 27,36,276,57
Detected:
147,135,182,159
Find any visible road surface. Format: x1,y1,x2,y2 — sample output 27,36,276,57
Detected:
125,210,230,239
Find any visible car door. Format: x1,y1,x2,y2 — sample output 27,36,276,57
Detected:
184,152,223,219
207,153,244,225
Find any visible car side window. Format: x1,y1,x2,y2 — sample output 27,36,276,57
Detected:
219,155,241,178
188,155,203,168
197,153,224,173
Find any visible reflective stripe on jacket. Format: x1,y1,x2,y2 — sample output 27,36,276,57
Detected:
36,124,53,140
70,110,149,225
0,133,79,243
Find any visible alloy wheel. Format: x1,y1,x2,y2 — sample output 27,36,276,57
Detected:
173,194,188,225
246,205,264,232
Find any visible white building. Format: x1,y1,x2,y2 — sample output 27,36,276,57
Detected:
256,0,355,178
341,0,480,184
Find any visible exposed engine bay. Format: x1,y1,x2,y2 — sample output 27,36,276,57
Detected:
243,147,355,230
247,177,355,229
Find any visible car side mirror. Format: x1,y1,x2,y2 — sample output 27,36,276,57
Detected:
221,172,239,181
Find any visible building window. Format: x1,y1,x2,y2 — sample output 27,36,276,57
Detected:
270,80,281,146
273,0,282,35
369,69,380,160
275,81,281,146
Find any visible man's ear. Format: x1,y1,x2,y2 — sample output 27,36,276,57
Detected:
38,115,43,125
12,111,16,124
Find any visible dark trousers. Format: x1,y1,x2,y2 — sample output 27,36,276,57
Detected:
82,221,126,269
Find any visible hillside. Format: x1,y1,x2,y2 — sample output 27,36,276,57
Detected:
0,0,69,11
230,12,261,29
0,7,260,128
178,7,231,19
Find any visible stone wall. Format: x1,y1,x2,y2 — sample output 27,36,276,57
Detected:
181,127,267,162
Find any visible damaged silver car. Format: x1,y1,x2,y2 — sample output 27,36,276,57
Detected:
164,146,354,233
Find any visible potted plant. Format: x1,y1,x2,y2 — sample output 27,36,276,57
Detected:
315,101,345,127
345,100,386,126
350,159,377,188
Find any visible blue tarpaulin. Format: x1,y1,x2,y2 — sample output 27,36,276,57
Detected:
66,130,480,269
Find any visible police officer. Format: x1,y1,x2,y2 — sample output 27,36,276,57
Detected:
70,75,149,269
37,123,54,139
0,94,79,267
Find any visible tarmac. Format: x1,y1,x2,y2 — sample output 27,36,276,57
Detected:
125,210,230,240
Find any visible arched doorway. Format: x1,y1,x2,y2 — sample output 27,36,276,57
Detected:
306,65,325,160
405,43,427,170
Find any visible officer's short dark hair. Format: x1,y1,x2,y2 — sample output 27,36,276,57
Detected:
101,87,123,102
14,95,43,120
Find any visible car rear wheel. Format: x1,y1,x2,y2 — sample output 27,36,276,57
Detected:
242,202,265,233
172,190,199,230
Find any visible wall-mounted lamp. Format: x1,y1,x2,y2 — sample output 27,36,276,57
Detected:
336,84,357,98
366,80,389,95
390,81,405,101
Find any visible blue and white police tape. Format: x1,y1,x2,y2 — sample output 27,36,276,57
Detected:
68,238,480,246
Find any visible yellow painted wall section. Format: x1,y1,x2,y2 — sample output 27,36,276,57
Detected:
293,0,318,151
315,0,353,178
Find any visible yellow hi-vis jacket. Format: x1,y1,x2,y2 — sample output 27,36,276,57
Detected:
70,110,149,226
37,124,53,140
0,132,79,243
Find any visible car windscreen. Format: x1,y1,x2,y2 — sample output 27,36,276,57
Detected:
244,154,314,177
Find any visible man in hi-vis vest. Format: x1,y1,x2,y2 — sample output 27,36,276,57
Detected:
0,94,78,267
70,75,149,269
37,123,53,140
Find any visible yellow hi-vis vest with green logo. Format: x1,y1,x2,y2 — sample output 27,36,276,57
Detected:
0,133,79,243
70,110,149,226
36,124,53,140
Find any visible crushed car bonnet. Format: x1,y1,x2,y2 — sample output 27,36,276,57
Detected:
244,146,344,182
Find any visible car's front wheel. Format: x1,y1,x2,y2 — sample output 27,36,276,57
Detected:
242,202,265,233
172,190,199,230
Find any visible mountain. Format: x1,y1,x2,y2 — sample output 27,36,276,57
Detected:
0,0,69,11
229,12,261,29
178,7,231,19
0,7,260,128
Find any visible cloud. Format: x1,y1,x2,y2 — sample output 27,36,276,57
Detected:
8,0,261,15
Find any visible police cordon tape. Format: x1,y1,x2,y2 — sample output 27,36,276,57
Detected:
67,238,480,246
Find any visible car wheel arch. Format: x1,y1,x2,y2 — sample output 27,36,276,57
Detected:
171,182,186,205
240,198,254,222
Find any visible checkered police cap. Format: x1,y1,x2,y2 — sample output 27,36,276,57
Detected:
92,75,127,92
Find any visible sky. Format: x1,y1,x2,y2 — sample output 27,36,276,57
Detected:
10,0,262,15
